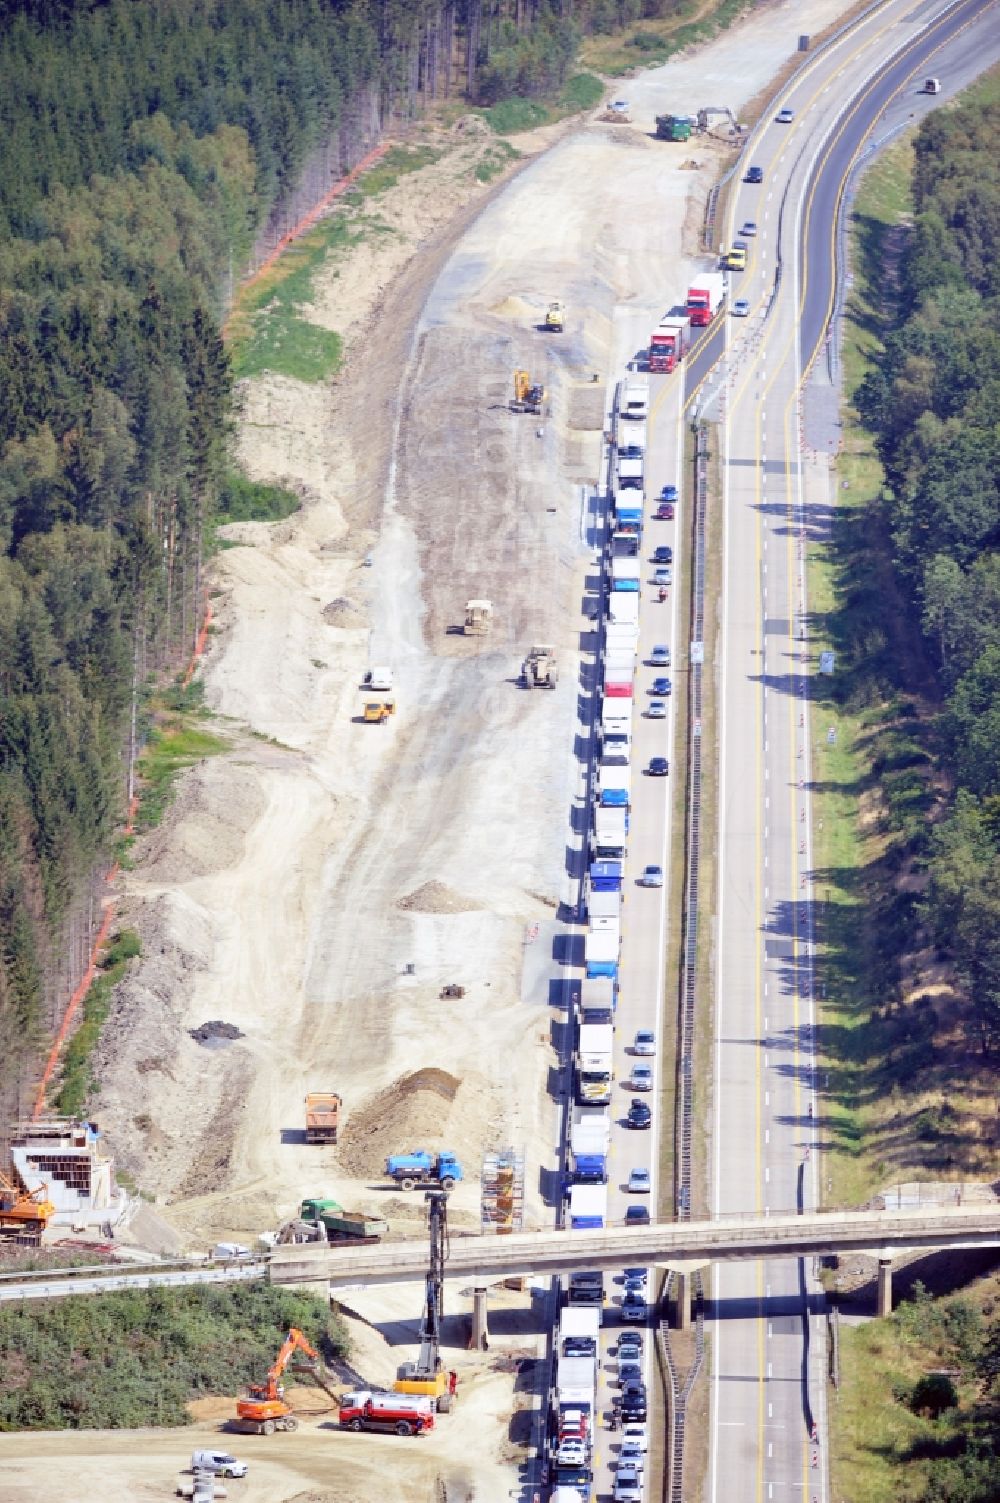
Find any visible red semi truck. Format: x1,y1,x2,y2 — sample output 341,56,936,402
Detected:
686,272,726,326
648,315,691,372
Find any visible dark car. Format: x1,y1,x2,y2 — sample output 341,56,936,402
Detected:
618,1331,644,1354
654,502,675,520
563,1336,597,1358
648,757,669,777
744,164,763,183
618,1360,643,1385
660,484,678,502
626,1204,651,1226
651,677,672,697
626,1099,651,1128
653,545,673,564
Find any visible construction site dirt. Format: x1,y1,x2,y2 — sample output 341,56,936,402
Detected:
8,0,861,1497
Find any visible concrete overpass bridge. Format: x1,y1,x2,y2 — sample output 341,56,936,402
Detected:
270,1202,1000,1320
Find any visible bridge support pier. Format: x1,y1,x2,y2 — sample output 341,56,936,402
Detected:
673,1272,692,1331
470,1285,489,1350
876,1258,893,1318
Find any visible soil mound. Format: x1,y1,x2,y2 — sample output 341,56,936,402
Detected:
323,596,367,628
189,1020,244,1046
490,295,536,321
397,880,484,914
339,1067,500,1176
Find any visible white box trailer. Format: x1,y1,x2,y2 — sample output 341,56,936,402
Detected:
601,697,633,732
579,977,615,1012
609,592,640,626
568,1184,608,1230
588,888,620,922
606,620,640,649
618,377,649,421
604,643,636,670
570,1105,611,1152
599,765,631,798
559,1306,602,1341
584,928,619,971
611,557,641,583
616,420,646,453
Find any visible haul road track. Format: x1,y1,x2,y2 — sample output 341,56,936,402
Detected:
7,0,1000,1501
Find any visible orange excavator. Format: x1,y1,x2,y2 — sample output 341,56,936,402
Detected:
0,1170,55,1242
233,1327,336,1435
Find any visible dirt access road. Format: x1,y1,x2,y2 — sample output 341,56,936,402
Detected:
27,0,862,1497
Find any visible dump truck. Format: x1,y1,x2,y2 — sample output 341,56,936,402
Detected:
522,644,558,689
687,272,726,326
363,700,395,723
655,113,693,141
464,599,492,635
384,1150,463,1192
544,300,565,332
304,1093,341,1144
299,1198,388,1243
511,370,545,413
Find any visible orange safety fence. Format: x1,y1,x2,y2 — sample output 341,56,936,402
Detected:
33,596,215,1117
183,599,214,688
30,791,138,1122
224,141,392,337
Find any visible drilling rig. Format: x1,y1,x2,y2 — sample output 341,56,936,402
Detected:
393,1190,457,1412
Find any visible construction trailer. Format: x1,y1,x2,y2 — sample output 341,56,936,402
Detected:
8,1117,125,1231
393,1191,458,1412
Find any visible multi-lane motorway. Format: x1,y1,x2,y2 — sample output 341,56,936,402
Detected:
700,0,1000,1500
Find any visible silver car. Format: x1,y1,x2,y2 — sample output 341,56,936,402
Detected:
630,1066,653,1091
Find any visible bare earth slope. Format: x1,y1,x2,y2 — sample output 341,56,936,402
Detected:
59,3,858,1497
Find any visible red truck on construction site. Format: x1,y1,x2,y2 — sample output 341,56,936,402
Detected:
686,272,726,327
648,314,690,373
338,1390,435,1437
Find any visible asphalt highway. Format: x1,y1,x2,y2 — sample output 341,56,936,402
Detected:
703,1,1000,1500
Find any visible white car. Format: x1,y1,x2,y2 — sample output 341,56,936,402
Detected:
556,1439,589,1467
633,1029,656,1055
622,1421,648,1451
619,1440,646,1471
740,221,757,237
642,865,663,888
733,299,750,317
627,1167,651,1193
630,1066,653,1091
647,701,667,719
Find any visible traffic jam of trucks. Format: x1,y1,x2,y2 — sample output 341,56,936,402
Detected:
543,352,690,1500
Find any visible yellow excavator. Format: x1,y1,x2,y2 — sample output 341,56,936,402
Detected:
511,370,546,414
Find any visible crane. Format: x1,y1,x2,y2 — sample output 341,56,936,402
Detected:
0,1169,55,1241
393,1190,458,1412
233,1326,337,1434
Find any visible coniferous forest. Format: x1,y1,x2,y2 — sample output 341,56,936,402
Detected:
0,0,697,1107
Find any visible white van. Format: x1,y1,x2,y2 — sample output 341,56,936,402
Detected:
191,1450,247,1478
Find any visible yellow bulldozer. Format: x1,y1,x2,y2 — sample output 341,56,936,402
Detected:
511,370,546,414
363,700,395,724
